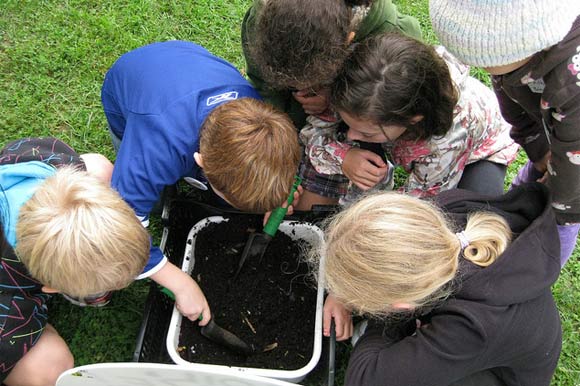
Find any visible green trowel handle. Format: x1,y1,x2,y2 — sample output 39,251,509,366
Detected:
263,176,301,237
160,286,176,301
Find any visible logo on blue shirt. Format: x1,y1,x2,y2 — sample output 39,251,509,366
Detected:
206,91,239,106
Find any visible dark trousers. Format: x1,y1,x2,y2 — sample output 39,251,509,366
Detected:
458,160,507,196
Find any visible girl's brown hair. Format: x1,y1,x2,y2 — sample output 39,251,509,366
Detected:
332,33,459,140
312,192,511,317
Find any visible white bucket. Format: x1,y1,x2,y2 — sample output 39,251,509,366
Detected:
166,216,325,384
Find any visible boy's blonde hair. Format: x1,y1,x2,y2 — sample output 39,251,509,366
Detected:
200,98,300,213
316,192,511,317
16,166,149,297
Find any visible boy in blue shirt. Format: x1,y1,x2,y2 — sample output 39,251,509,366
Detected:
101,41,301,324
0,137,150,385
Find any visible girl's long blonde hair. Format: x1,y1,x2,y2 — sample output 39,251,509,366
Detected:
316,192,511,317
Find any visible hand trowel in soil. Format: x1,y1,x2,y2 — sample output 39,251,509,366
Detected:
159,287,255,356
233,176,302,280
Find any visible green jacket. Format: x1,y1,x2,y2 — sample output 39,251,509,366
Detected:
241,0,422,128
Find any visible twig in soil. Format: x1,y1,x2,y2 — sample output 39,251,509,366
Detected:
263,342,278,352
241,313,257,334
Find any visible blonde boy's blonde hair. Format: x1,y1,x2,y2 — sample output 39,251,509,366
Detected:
316,192,511,317
200,98,300,213
16,166,150,297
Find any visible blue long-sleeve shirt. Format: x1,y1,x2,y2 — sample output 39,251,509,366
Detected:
101,41,261,277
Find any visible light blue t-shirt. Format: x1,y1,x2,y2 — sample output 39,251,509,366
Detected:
0,161,56,247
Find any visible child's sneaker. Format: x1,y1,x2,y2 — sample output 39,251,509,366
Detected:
61,291,113,307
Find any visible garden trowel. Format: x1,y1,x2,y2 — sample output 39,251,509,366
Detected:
159,287,255,356
201,317,255,356
233,176,302,280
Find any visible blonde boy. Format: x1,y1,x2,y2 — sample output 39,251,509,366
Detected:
0,137,149,386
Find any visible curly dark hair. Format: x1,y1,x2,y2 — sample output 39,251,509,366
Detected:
248,0,363,90
332,33,459,140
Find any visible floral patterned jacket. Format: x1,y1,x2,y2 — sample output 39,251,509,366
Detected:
300,46,519,197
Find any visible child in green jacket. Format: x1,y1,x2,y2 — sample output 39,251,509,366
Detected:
241,0,422,129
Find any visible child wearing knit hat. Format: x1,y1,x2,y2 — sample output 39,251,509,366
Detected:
430,0,580,266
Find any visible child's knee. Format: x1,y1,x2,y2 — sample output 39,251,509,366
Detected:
32,354,74,386
53,346,75,375
5,353,73,386
4,326,74,386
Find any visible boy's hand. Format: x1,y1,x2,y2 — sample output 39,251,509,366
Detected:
262,185,303,225
293,87,330,115
174,278,211,326
152,263,211,325
323,294,353,341
342,148,389,190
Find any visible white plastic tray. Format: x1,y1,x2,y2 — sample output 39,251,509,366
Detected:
57,362,300,386
166,216,325,383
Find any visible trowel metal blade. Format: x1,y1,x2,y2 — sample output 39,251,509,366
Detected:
200,318,255,356
233,232,271,279
244,232,271,262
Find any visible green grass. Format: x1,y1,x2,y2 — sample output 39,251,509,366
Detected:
1,0,579,385
0,0,253,369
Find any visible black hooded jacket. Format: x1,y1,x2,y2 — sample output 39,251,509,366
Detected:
345,183,562,386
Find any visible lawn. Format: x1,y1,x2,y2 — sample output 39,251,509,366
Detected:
1,1,579,385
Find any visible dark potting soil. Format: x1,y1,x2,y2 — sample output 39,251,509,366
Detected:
177,215,318,370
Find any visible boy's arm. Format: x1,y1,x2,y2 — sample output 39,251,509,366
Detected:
150,262,211,324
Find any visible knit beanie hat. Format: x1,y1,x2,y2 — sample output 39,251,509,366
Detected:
430,0,580,67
